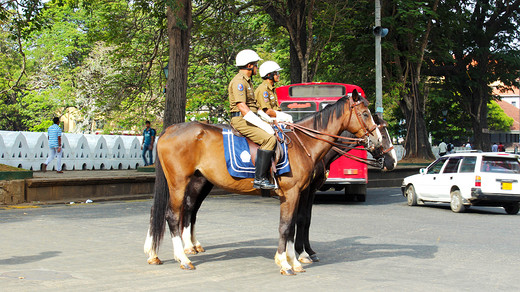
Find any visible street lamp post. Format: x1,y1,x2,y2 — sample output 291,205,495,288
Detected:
374,0,388,120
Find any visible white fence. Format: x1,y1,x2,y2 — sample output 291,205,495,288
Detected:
0,131,154,171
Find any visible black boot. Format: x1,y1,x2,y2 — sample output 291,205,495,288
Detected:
253,149,276,190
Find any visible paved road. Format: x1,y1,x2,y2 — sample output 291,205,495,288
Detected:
1,188,519,291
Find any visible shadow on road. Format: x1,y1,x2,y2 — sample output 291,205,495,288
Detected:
159,236,437,268
413,203,509,215
313,187,405,206
0,251,62,265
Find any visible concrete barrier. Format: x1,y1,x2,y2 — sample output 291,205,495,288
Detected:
121,136,141,169
0,134,8,160
67,133,93,170
0,131,147,171
1,130,30,169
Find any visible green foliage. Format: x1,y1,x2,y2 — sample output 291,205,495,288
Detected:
186,1,267,123
488,101,514,132
1,0,518,146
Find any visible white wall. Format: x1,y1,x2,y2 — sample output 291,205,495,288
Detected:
0,131,152,171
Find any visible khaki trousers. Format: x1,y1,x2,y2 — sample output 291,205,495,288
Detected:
230,116,276,150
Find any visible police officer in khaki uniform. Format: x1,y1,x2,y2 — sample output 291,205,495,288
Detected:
228,49,276,190
255,61,293,123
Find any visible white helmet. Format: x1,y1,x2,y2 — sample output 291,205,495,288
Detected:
259,61,282,78
235,49,262,67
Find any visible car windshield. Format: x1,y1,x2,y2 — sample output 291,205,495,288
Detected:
480,157,520,174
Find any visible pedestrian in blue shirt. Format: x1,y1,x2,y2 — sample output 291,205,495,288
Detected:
42,117,63,173
141,121,156,166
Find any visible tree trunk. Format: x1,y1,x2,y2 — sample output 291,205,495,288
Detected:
289,39,303,84
164,1,192,128
401,76,435,160
287,0,308,83
471,88,491,151
401,102,435,160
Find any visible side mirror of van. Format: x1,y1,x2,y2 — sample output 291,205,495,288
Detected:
420,168,427,175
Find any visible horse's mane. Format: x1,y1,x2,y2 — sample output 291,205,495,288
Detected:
298,95,368,131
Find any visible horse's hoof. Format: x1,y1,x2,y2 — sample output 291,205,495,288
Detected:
184,247,197,255
195,245,205,253
180,262,195,270
147,257,163,265
293,266,306,273
280,268,296,276
298,256,313,264
310,254,320,262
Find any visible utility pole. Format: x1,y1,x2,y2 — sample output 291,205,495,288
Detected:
375,0,383,120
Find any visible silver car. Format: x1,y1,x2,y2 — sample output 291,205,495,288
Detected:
401,152,520,214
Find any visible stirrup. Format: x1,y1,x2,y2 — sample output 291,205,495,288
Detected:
253,179,276,190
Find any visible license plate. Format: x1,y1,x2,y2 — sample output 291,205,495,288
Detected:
502,182,512,190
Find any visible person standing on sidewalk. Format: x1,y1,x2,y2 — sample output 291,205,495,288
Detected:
42,117,63,173
141,121,156,166
438,140,447,156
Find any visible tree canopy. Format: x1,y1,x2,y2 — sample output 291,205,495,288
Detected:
1,0,519,158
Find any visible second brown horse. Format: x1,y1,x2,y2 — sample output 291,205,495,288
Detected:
144,91,384,275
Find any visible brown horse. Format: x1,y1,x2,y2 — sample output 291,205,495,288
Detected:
295,115,397,264
144,91,384,275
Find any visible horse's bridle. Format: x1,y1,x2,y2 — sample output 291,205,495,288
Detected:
277,96,387,168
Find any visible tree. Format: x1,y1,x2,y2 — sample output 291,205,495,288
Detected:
488,100,514,132
382,0,439,161
428,0,520,150
186,1,267,123
0,0,52,130
254,0,358,83
163,0,192,128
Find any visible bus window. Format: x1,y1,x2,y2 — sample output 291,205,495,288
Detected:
280,101,317,121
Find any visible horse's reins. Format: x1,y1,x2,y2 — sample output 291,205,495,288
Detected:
277,97,388,167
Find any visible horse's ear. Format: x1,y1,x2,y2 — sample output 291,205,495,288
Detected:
352,89,359,102
373,114,380,124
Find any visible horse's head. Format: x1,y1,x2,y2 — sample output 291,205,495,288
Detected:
371,114,398,171
343,90,383,156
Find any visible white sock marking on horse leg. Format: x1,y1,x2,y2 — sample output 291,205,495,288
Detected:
286,241,303,269
172,236,190,264
298,251,310,261
144,228,157,260
182,225,194,251
191,224,202,249
275,252,293,270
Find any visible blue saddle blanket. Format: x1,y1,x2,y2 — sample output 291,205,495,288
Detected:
222,128,290,178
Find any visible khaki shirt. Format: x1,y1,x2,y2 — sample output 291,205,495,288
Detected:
255,80,281,111
228,72,258,113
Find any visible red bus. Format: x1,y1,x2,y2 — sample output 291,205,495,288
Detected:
276,82,368,201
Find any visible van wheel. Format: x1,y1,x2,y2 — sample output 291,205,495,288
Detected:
405,185,418,206
504,204,519,215
450,190,467,213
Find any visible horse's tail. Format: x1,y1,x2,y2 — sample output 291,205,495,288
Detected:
149,151,170,252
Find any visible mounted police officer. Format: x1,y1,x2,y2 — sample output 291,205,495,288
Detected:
228,49,276,190
254,61,293,123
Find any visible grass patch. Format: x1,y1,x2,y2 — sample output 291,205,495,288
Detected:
0,164,28,172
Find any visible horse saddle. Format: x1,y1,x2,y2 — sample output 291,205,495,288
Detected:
220,125,291,179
